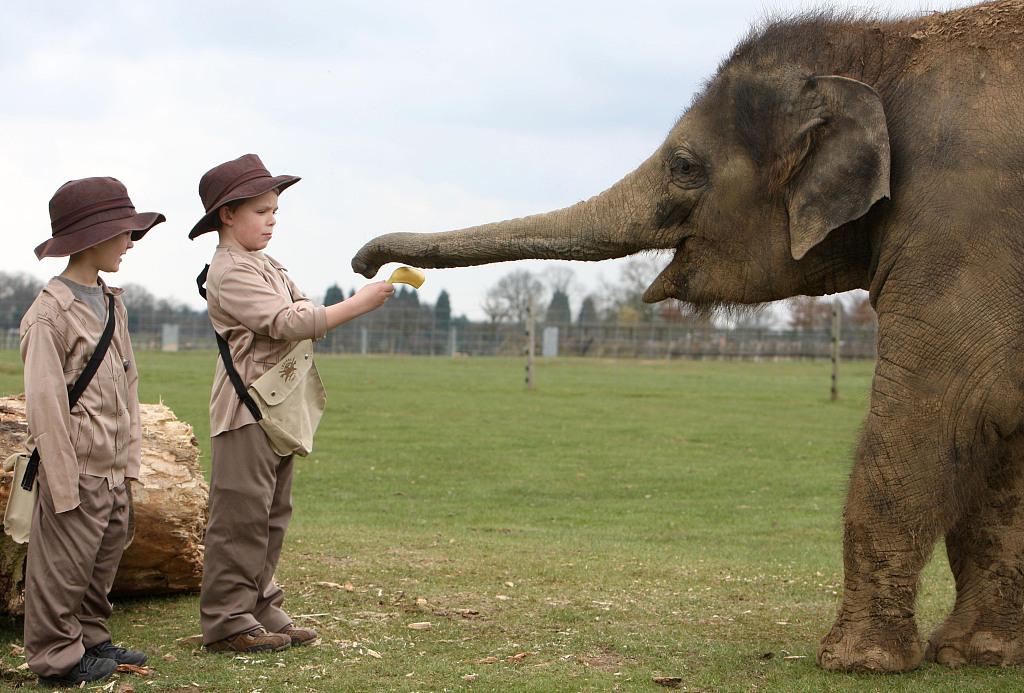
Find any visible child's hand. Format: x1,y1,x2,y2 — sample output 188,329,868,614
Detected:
352,281,395,312
325,281,396,328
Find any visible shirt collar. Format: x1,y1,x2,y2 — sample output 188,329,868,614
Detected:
44,276,121,309
215,244,286,271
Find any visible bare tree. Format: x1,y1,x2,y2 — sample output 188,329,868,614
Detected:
541,265,576,295
788,295,836,331
847,292,877,328
120,283,157,333
482,270,546,324
603,254,669,323
0,272,44,330
481,293,510,324
617,255,665,294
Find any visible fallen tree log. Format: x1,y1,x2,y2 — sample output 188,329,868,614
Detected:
0,396,208,614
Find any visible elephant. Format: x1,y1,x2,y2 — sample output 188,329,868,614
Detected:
353,0,1024,673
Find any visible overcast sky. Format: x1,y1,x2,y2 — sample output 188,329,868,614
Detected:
2,0,962,320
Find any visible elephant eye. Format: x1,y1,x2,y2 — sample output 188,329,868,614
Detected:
670,149,705,189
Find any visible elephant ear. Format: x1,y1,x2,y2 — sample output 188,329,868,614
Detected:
786,76,890,261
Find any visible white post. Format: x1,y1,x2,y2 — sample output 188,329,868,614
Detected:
542,326,559,357
525,300,535,390
830,299,841,401
160,324,179,352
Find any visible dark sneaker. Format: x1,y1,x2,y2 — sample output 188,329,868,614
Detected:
206,627,291,654
38,654,117,687
85,640,148,666
279,623,318,646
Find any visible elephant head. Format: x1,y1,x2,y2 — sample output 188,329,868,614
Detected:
352,63,891,311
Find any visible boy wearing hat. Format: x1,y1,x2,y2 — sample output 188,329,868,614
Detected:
191,154,394,653
21,177,163,686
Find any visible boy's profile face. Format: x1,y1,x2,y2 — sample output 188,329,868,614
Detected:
75,231,134,274
220,190,279,252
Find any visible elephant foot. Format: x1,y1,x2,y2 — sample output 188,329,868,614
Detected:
817,617,923,672
927,617,1024,667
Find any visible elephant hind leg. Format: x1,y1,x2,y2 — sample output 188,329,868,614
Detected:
927,438,1024,667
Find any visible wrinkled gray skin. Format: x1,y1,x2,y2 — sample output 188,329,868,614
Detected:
353,2,1024,672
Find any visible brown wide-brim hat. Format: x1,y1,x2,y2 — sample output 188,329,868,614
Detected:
188,153,300,239
35,177,165,260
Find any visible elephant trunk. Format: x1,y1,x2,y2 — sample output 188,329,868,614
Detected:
352,153,669,277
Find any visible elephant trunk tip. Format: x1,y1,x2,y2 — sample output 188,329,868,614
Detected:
350,253,374,278
351,249,380,279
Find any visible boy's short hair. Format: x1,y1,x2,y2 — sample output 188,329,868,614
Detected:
221,199,246,215
217,188,280,227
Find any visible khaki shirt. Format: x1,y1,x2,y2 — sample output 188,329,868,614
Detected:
206,245,327,436
20,278,141,514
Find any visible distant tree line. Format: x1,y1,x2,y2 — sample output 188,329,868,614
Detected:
0,273,44,332
0,264,877,353
474,257,877,332
322,284,462,354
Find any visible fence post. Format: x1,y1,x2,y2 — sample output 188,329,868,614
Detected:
830,299,841,401
360,326,369,355
525,301,535,390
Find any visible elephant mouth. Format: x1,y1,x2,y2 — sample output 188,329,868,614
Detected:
642,240,689,303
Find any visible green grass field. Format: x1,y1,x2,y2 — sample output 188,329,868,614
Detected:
0,351,1022,692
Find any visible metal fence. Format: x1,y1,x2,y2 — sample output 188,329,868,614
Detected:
3,320,876,360
339,323,876,360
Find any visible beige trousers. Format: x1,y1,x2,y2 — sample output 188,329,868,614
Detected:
200,423,294,644
24,469,129,677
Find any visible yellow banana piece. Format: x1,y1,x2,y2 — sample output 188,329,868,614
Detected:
386,266,426,289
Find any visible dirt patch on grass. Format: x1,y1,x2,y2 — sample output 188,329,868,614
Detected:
381,547,455,570
578,646,627,672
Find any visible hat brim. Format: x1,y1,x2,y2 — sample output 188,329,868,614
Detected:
35,211,166,260
188,175,300,240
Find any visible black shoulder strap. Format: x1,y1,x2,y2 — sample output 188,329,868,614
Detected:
197,265,263,422
196,264,209,300
68,293,116,409
23,293,117,491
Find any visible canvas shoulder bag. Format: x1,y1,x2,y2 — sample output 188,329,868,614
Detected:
197,265,326,457
3,293,116,544
2,452,34,544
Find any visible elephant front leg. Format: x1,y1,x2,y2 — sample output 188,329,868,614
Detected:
927,444,1024,667
817,423,944,672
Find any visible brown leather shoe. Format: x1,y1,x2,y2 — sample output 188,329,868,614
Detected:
206,627,291,653
279,623,318,646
